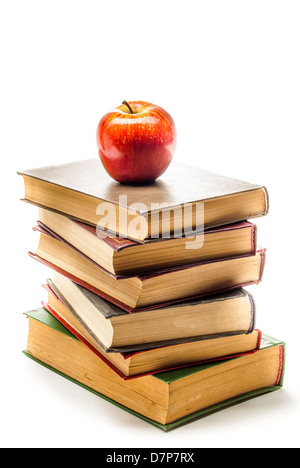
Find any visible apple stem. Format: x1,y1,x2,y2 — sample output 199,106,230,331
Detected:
122,100,134,114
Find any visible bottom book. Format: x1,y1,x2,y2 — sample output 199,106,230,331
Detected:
23,308,285,431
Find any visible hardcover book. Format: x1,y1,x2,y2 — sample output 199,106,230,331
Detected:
23,307,285,431
30,225,266,311
44,300,262,379
37,206,257,275
18,158,269,241
42,278,260,377
45,274,257,350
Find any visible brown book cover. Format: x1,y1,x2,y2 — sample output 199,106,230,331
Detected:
18,158,269,241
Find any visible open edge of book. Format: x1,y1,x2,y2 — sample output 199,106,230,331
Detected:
39,298,262,378
19,170,269,241
22,348,284,431
46,274,257,350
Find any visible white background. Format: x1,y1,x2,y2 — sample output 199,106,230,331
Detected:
1,0,300,448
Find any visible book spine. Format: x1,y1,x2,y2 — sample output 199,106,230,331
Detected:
251,223,257,254
262,186,270,215
256,330,263,350
258,248,266,282
276,345,285,386
247,292,256,334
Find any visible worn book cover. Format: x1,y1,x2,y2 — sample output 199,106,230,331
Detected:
18,158,269,241
23,307,285,431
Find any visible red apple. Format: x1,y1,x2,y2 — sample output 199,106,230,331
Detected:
96,100,176,184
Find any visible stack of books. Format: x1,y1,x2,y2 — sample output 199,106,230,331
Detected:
18,158,285,431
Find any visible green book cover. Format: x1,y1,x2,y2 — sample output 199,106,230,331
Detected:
23,307,285,431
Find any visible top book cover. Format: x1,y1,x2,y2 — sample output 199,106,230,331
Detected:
18,158,269,242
